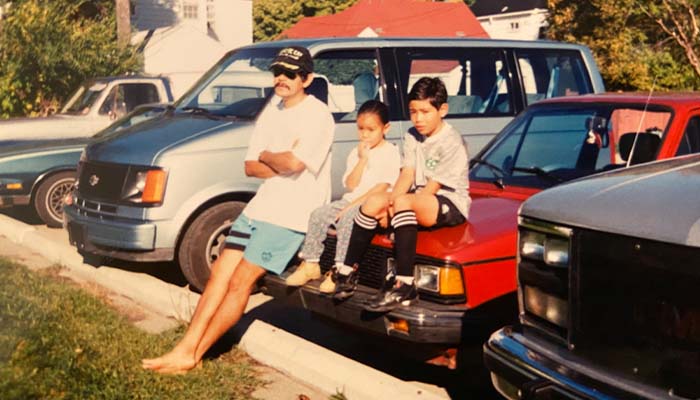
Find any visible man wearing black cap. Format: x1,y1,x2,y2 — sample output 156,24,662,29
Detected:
143,46,335,374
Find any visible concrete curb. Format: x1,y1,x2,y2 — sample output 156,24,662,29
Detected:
0,214,448,400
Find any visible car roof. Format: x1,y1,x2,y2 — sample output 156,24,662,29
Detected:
534,92,700,107
237,37,590,52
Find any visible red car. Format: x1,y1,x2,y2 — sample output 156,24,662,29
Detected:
262,93,700,366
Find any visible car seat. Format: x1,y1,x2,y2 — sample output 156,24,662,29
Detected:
619,131,661,165
306,77,328,105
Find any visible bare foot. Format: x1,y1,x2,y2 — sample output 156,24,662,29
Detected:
142,350,197,373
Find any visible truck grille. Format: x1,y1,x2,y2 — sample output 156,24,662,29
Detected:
77,161,129,202
572,229,700,398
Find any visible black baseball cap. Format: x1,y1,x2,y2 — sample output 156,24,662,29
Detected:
269,46,313,74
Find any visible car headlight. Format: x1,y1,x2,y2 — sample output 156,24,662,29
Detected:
519,223,571,268
523,285,568,327
414,264,464,296
121,168,168,204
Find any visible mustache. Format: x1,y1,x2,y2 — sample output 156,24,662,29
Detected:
275,83,290,89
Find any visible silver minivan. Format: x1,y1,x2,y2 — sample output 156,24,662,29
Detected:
64,37,605,290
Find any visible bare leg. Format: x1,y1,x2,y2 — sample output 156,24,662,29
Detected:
142,248,243,372
192,259,266,363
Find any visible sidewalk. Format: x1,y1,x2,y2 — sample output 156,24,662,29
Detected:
0,214,449,400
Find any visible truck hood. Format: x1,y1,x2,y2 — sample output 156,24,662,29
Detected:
521,155,700,247
0,114,98,141
86,113,243,165
371,196,523,263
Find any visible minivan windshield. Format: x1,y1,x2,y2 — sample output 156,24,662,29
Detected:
175,47,279,119
470,103,673,189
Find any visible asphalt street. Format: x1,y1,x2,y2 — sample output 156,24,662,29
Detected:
1,206,500,400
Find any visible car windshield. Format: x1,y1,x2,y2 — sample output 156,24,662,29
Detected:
62,81,109,115
470,103,673,189
174,47,279,119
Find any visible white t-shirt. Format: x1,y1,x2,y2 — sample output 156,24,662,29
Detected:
243,95,335,232
341,141,401,202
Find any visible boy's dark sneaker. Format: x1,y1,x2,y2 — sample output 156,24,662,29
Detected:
332,264,359,300
363,282,417,312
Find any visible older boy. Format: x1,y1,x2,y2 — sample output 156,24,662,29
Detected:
142,46,335,374
333,77,470,312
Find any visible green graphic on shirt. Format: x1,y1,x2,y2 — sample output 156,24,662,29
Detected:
425,158,439,170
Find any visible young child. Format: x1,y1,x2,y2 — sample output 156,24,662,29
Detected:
332,77,470,312
285,100,401,292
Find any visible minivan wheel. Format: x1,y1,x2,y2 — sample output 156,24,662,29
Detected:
178,201,244,292
34,171,75,228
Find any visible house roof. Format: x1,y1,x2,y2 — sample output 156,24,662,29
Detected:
280,0,488,39
470,0,546,17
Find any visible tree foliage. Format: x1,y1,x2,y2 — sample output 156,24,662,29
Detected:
546,0,700,91
0,0,140,118
253,0,358,42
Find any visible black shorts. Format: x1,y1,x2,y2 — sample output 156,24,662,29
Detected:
433,195,466,228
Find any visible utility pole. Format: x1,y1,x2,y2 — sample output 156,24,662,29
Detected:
116,0,131,48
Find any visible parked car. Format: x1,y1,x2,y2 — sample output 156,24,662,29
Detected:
261,92,700,367
63,37,606,293
0,104,169,227
484,153,700,399
0,75,173,144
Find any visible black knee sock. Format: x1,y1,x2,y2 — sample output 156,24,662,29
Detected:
343,210,378,267
391,210,417,278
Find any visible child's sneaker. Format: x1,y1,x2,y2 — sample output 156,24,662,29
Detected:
332,264,359,300
318,268,336,294
363,281,416,312
285,261,321,286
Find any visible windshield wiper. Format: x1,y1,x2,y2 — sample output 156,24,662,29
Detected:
472,158,506,189
511,166,564,183
181,106,226,120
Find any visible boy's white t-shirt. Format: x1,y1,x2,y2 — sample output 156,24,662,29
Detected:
243,95,335,232
341,141,401,202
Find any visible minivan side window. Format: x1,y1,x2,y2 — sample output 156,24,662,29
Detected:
313,50,380,121
676,116,700,156
395,48,513,117
516,50,593,106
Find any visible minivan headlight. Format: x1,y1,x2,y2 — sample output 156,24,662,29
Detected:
122,168,168,204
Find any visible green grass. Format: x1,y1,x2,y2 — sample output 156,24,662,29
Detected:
0,258,259,399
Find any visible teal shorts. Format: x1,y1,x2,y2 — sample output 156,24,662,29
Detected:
224,213,304,275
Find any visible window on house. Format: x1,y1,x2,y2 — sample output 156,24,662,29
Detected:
183,2,198,19
511,22,520,30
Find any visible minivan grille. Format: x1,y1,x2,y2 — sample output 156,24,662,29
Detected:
77,161,129,201
572,229,700,398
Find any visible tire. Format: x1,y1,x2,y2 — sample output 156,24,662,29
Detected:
34,171,76,228
177,201,245,292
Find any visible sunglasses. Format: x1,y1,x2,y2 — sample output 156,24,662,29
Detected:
271,67,299,80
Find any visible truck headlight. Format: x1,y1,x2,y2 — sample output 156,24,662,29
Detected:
415,264,464,296
523,285,568,327
519,223,571,268
122,168,168,204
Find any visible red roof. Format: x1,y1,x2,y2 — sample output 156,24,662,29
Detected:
280,0,489,39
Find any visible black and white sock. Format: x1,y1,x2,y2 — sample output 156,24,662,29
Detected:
343,210,378,268
391,210,417,278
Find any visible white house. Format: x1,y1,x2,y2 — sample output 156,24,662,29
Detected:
470,0,548,40
130,0,253,98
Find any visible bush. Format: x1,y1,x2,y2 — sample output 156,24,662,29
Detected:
0,0,141,118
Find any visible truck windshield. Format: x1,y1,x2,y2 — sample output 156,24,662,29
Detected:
62,81,108,115
175,47,279,119
471,103,672,189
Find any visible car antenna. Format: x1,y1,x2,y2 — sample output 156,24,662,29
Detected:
626,75,657,168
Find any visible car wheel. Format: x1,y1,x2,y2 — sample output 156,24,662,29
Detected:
177,201,245,292
34,171,75,228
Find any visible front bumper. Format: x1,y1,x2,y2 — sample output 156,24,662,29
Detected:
0,194,30,207
484,327,682,400
262,273,467,344
63,204,174,262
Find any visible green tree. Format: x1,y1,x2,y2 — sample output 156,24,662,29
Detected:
253,0,358,42
546,0,700,91
0,0,140,118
